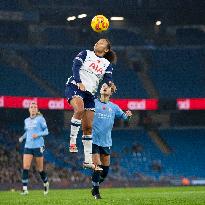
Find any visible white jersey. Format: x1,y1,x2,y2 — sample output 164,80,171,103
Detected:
67,50,113,95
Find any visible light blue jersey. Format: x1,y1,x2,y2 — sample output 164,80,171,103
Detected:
92,99,128,147
22,115,49,149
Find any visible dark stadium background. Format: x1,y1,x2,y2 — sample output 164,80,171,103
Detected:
0,0,205,191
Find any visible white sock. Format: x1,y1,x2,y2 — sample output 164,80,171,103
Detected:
70,117,81,145
44,182,48,186
23,186,27,191
82,135,92,163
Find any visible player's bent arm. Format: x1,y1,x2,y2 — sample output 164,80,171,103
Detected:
72,50,87,83
103,64,113,84
72,60,82,83
36,128,49,137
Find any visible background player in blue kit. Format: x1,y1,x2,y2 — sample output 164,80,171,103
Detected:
19,102,49,195
65,39,117,170
91,83,132,199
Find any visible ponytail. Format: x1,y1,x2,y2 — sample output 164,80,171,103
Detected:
104,39,117,64
104,49,117,64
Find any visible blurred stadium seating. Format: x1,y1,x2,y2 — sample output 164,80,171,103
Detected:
0,64,49,97
0,127,204,189
176,28,205,45
148,48,205,97
1,47,205,98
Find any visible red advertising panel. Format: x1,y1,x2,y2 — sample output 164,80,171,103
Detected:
177,98,205,110
0,96,158,110
111,99,158,110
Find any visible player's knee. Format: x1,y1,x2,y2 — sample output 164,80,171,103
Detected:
23,165,30,170
37,168,43,172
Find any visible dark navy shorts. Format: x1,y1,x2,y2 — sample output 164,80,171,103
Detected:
24,146,45,157
65,83,95,111
92,144,111,155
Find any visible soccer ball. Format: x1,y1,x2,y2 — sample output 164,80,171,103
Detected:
91,15,109,32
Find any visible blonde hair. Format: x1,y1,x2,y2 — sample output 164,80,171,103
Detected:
36,111,42,116
110,83,117,94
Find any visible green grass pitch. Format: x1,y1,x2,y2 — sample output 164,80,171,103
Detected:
0,186,205,205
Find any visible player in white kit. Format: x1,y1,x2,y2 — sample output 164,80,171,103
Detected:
65,39,117,170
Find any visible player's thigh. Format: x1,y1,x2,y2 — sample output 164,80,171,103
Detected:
34,147,45,171
70,96,85,113
23,154,33,169
100,154,110,166
92,153,101,165
65,83,85,113
35,157,44,171
82,110,95,130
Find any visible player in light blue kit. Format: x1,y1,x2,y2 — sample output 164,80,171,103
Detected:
91,83,132,199
19,102,49,195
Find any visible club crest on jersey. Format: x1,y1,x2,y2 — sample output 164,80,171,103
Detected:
89,62,103,74
102,106,106,110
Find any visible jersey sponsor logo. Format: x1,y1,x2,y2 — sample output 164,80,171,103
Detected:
89,61,103,74
96,113,112,119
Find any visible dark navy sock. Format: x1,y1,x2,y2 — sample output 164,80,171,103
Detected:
99,166,109,183
92,171,100,188
22,169,29,187
39,171,48,183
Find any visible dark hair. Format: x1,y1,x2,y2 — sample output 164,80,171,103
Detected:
103,39,117,64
